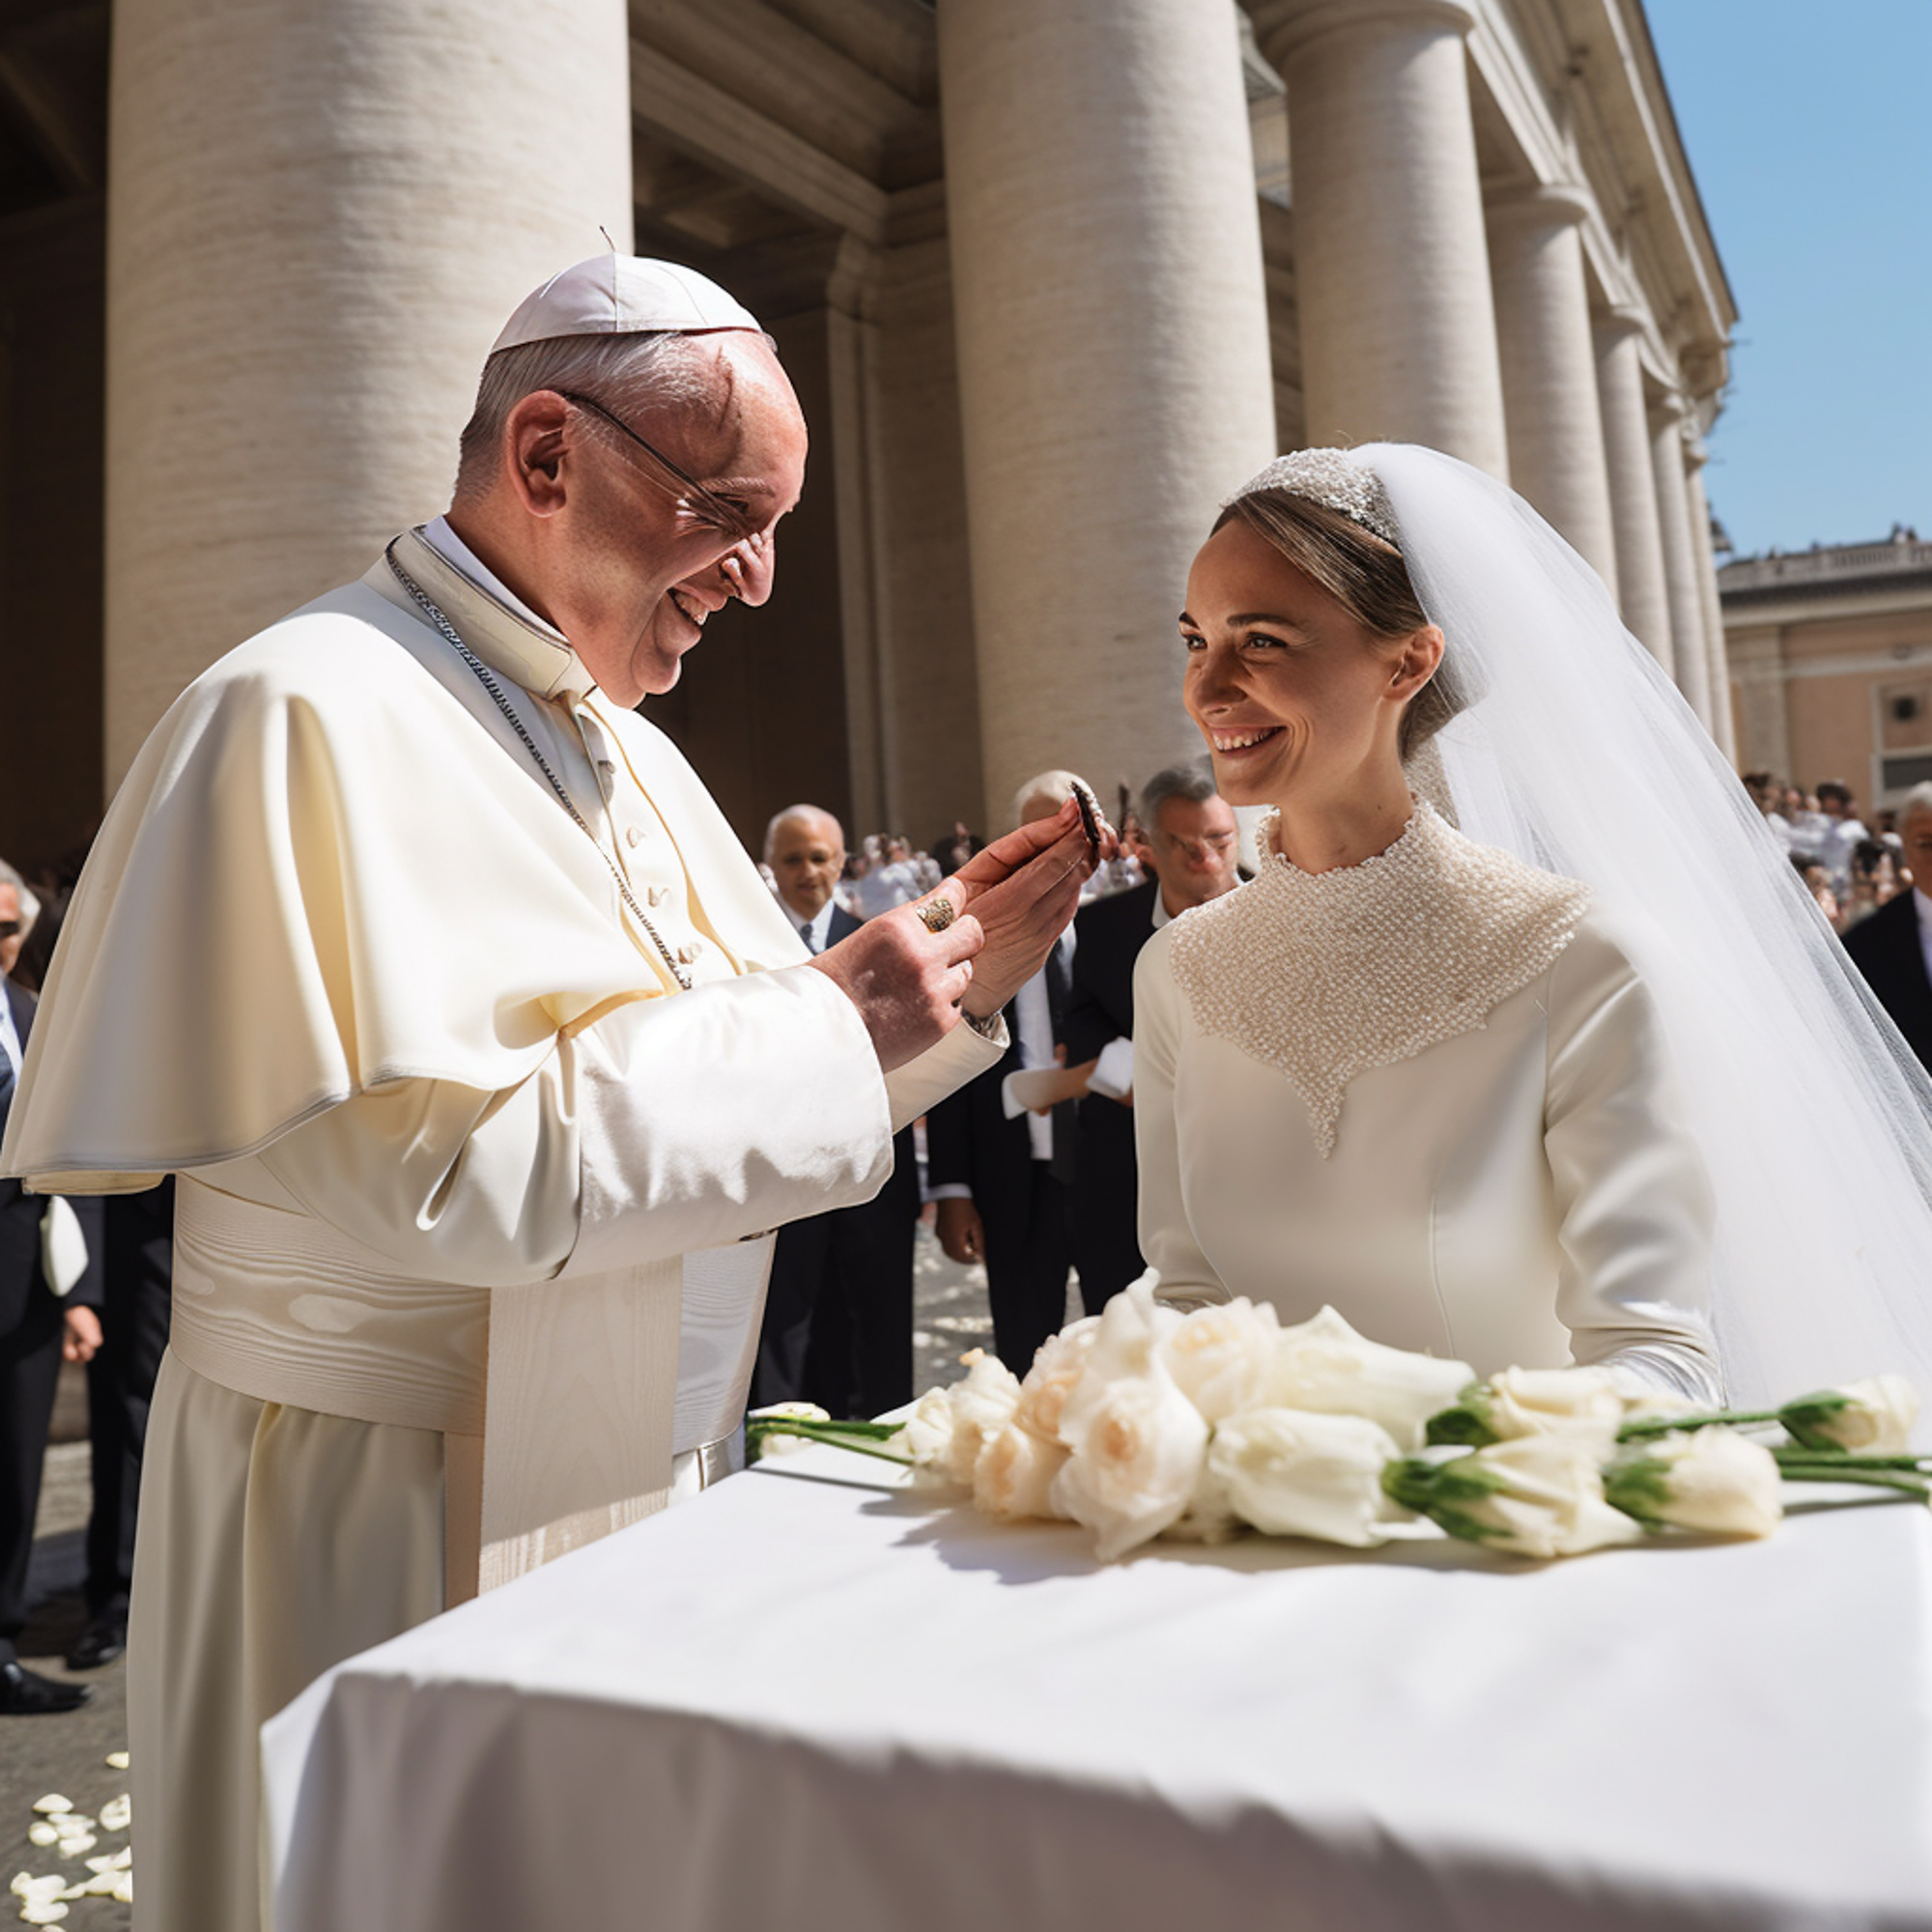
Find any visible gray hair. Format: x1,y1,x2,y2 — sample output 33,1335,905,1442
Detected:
0,858,41,941
1008,769,1081,832
1139,763,1217,831
762,803,845,864
1901,783,1932,824
453,330,734,504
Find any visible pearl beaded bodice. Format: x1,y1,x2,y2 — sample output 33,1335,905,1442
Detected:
1168,804,1591,1157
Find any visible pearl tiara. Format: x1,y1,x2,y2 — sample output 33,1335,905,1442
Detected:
1224,449,1402,549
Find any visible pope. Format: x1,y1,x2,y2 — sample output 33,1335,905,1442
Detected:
0,255,1106,1932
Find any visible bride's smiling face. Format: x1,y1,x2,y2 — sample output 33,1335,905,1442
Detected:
1179,519,1438,810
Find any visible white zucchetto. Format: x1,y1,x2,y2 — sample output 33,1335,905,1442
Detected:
491,253,761,354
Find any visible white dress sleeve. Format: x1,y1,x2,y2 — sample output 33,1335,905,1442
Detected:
251,964,901,1285
1131,931,1230,1310
1543,923,1724,1403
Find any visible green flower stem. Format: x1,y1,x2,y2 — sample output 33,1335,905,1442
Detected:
1616,1408,1782,1442
1771,1450,1932,1472
746,1418,913,1467
1774,1464,1928,1496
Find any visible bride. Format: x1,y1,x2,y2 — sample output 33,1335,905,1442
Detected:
1132,446,1932,1411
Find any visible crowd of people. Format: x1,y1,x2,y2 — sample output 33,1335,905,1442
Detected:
1743,771,1916,932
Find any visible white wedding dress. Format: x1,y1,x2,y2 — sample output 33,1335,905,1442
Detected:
1133,802,1722,1401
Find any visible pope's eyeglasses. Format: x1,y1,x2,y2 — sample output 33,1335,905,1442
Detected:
554,389,771,558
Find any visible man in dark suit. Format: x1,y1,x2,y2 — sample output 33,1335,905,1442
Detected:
753,807,922,1418
927,774,1085,1375
1844,785,1932,1071
1062,766,1244,1315
68,1179,173,1670
0,862,105,1714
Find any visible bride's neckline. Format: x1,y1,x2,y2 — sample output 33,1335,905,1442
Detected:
1257,800,1432,886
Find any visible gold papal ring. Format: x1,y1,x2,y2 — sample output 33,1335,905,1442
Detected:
916,897,957,934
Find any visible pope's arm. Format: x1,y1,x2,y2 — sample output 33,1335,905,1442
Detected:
236,968,1003,1287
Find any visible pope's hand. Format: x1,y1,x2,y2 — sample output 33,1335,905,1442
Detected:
809,901,985,1072
943,798,1115,1018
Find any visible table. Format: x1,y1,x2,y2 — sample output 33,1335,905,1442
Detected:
263,1442,1932,1932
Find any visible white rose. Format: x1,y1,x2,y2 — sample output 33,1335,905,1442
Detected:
1209,1408,1406,1548
1050,1366,1210,1560
1483,1366,1630,1455
1604,1429,1782,1538
1012,1317,1101,1444
1158,1298,1280,1423
1266,1306,1473,1450
1781,1376,1920,1455
973,1423,1070,1520
1079,1277,1184,1390
899,1385,963,1475
744,1401,832,1460
1159,1454,1244,1546
1391,1435,1644,1558
940,1350,1024,1486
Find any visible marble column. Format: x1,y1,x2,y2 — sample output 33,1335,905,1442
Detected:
1251,0,1510,479
1684,443,1739,761
1651,397,1714,729
1486,184,1619,594
937,0,1275,815
105,0,634,786
1592,310,1675,677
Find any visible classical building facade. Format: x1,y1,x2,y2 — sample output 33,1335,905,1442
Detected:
0,0,1734,869
1721,530,1932,808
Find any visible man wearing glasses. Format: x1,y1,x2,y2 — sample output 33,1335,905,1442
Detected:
1060,765,1243,1313
3,255,1108,1932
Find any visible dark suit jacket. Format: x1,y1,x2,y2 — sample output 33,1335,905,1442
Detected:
0,980,103,1338
924,940,1074,1260
1061,881,1158,1295
1843,891,1932,1071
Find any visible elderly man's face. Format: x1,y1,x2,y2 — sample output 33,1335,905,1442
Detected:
1902,811,1932,889
0,885,22,979
547,334,808,705
767,811,845,921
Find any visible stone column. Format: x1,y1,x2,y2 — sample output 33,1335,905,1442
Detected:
937,0,1275,815
1593,310,1675,677
1684,443,1739,760
1251,0,1509,479
105,0,634,786
1651,397,1714,729
1486,184,1619,594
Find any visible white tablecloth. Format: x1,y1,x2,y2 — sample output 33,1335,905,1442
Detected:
263,1445,1932,1932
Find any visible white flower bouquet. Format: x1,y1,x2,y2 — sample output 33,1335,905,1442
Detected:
746,1281,1927,1563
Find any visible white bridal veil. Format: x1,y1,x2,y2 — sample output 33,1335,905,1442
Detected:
1336,443,1932,1410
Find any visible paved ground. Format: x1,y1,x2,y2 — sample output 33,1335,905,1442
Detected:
0,1227,1031,1923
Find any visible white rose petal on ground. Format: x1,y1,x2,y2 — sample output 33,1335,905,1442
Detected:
51,1836,94,1859
973,1423,1069,1520
102,1752,129,1772
24,1829,56,1851
1266,1306,1472,1450
97,1797,130,1833
1605,1429,1784,1538
1158,1299,1279,1424
19,1903,69,1925
12,1876,63,1901
1210,1408,1406,1547
1050,1366,1210,1560
28,1800,71,1817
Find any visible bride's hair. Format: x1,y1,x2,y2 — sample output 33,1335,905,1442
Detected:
1214,489,1469,755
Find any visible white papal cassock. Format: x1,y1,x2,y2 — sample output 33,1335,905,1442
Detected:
0,522,1004,1932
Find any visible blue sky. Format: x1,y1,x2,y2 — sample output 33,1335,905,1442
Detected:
1646,1,1931,556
